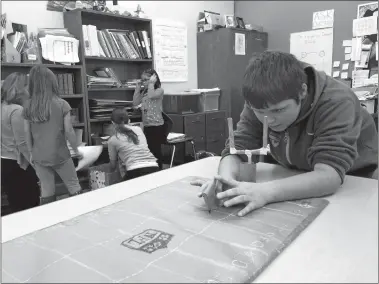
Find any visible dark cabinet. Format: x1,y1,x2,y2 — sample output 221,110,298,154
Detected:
197,28,268,127
164,111,226,163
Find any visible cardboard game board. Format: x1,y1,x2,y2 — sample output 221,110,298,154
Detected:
2,176,329,283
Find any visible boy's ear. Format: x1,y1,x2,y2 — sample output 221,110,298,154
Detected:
299,83,308,100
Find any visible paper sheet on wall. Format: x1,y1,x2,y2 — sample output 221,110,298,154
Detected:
333,61,340,67
342,40,352,47
290,28,334,76
332,71,340,78
153,19,188,82
351,37,362,61
235,33,246,55
342,63,349,70
352,70,370,88
344,47,352,54
312,9,334,29
352,16,378,37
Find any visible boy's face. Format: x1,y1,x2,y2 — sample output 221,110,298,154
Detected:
250,84,307,132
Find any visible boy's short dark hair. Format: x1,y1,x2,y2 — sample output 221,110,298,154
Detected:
242,51,307,109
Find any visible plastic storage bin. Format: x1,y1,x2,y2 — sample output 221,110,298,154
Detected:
163,91,201,114
195,89,220,112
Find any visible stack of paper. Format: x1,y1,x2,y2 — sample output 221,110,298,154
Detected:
39,35,80,64
167,132,185,141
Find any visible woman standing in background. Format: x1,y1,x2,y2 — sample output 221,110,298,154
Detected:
133,69,165,169
1,72,40,214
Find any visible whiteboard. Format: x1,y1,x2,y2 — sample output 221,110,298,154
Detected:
153,19,188,82
290,28,334,76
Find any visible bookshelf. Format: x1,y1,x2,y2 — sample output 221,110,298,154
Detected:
63,9,154,145
0,63,89,144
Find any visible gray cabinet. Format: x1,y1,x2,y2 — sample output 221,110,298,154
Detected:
197,28,268,127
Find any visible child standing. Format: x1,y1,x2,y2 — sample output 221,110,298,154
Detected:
133,69,165,169
1,72,40,214
23,65,83,205
108,108,159,180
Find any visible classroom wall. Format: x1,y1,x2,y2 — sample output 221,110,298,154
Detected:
1,1,234,91
235,1,366,66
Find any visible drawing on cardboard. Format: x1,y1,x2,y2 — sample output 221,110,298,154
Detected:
1,176,329,283
121,229,174,254
301,50,326,59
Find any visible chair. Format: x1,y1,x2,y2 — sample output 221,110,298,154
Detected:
162,112,197,168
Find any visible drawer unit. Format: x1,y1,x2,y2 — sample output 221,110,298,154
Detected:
206,132,226,155
165,111,226,165
205,111,226,133
184,113,205,140
184,114,206,155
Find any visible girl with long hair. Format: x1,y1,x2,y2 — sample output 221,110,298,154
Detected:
1,72,40,214
108,107,159,180
133,68,166,169
23,65,83,205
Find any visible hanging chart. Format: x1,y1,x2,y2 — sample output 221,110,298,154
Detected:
153,19,188,82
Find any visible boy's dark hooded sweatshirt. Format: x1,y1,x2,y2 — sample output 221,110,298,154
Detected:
221,65,378,182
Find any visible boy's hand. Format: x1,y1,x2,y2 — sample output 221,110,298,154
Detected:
214,175,272,217
191,178,223,198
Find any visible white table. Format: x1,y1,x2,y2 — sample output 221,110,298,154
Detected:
2,157,378,283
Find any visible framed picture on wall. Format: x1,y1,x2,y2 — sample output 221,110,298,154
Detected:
236,17,246,29
357,1,378,18
224,15,236,28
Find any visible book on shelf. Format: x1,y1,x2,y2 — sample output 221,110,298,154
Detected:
70,108,80,124
82,25,152,59
56,73,75,95
88,98,140,120
87,67,123,89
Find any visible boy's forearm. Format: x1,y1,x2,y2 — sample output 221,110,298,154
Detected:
265,164,341,203
218,155,243,181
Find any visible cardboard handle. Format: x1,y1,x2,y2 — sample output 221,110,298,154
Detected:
227,117,235,149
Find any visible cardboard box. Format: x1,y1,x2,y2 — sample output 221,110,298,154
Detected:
198,11,222,32
89,163,121,189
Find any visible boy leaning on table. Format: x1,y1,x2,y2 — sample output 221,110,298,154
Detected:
192,50,378,217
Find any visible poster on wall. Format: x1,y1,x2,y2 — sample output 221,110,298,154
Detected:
357,2,378,18
290,28,334,76
312,9,334,30
235,33,245,55
357,1,378,69
153,19,188,82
